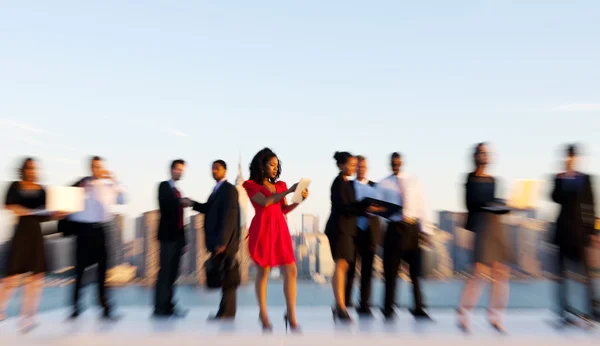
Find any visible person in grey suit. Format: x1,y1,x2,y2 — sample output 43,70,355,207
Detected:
184,160,241,319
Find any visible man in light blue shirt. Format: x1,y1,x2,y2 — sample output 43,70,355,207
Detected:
69,156,125,320
345,155,380,316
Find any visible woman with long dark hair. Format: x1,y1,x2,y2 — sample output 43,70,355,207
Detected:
242,148,308,332
457,143,511,333
325,152,382,322
0,158,69,332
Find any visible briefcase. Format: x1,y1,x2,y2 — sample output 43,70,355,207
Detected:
205,255,240,289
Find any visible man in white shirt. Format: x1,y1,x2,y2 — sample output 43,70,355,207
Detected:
376,152,432,320
69,156,125,320
345,155,380,316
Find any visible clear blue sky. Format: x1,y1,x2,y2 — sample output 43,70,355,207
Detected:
1,1,599,240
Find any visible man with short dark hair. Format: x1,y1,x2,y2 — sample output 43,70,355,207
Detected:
551,144,599,322
154,159,188,317
345,155,380,315
69,156,125,320
377,152,432,320
184,160,241,319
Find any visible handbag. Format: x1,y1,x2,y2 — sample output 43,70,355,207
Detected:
205,254,240,289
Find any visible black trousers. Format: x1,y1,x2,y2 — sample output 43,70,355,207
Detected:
557,245,598,317
154,236,185,313
217,255,238,317
345,227,376,307
383,221,424,313
73,223,109,309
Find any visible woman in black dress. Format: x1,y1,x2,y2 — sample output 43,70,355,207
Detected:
325,152,382,322
0,158,68,331
457,143,511,333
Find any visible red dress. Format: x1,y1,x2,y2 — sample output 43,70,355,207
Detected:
242,180,296,267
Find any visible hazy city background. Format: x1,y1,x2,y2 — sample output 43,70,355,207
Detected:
1,163,598,288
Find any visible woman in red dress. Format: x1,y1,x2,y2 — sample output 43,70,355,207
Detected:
242,148,308,332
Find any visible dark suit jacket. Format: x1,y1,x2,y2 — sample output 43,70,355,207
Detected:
325,174,367,237
551,172,596,259
193,181,240,257
158,180,185,242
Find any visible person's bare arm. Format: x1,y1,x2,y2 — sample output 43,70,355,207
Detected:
4,204,33,216
251,183,297,207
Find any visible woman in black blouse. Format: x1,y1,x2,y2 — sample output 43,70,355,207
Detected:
457,143,511,333
325,152,383,322
0,158,68,332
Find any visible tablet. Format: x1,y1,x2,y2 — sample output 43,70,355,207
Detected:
361,197,402,219
46,186,85,213
291,178,311,204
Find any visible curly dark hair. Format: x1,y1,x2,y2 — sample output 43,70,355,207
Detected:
249,148,281,184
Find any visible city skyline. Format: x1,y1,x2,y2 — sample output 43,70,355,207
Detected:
2,200,597,286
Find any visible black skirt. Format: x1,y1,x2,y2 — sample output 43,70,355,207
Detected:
3,216,46,276
326,230,357,263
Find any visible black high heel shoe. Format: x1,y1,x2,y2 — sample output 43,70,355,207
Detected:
331,306,352,323
258,314,273,332
284,312,301,333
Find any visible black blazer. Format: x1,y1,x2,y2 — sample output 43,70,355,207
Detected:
157,180,185,242
464,173,496,233
193,181,240,256
551,172,596,258
325,174,367,236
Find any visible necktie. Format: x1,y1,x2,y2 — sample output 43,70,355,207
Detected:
174,187,183,229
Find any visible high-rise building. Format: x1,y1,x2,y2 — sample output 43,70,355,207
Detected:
454,226,474,273
180,222,196,278
190,213,209,285
316,235,334,277
515,217,548,278
235,158,251,283
122,240,135,265
431,227,454,278
140,210,160,285
294,241,311,279
421,247,437,278
106,214,125,268
134,215,146,277
301,214,319,233
438,211,466,273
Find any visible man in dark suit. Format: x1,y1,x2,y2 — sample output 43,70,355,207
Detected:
551,144,599,322
154,159,188,317
184,160,240,319
345,155,380,316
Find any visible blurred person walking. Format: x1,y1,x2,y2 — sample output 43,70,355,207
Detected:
0,158,69,332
